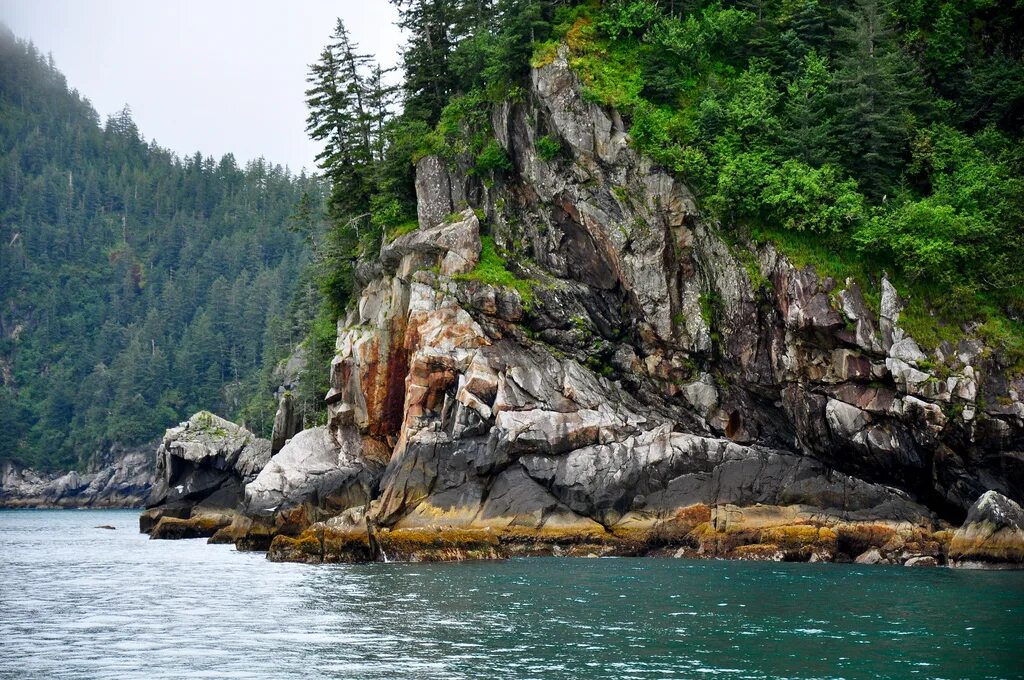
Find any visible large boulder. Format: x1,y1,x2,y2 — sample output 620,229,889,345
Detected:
949,491,1024,569
141,411,270,534
414,155,469,230
244,425,386,533
380,208,481,277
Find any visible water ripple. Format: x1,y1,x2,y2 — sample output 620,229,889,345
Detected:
1,510,1023,679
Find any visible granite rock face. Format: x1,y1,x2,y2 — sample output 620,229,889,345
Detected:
244,425,386,532
316,49,1019,563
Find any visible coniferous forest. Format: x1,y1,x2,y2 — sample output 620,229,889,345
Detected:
3,0,1023,470
0,26,326,469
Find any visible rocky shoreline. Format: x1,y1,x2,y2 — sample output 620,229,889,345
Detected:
141,47,1023,569
136,408,1022,568
74,47,1024,570
0,445,155,509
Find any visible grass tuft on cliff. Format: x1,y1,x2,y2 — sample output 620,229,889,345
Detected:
455,236,537,306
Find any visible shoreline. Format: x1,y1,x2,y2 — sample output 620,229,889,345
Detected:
0,503,145,510
5,505,1019,570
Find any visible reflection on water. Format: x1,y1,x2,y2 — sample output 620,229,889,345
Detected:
1,509,1022,679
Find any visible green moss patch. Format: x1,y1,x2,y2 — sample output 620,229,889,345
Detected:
455,236,537,306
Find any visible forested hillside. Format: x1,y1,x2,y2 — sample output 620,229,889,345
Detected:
307,0,1022,367
0,26,325,470
4,0,1022,471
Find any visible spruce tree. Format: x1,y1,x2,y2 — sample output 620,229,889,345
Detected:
781,52,834,167
390,0,460,124
831,0,922,197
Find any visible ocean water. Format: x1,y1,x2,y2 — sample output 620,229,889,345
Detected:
0,510,1022,679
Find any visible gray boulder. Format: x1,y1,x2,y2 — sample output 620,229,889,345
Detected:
245,426,385,528
949,491,1024,569
143,411,270,532
855,548,883,565
380,208,481,276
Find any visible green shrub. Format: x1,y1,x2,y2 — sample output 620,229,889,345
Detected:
760,161,865,233
455,236,536,306
475,140,513,174
385,219,420,243
535,135,562,161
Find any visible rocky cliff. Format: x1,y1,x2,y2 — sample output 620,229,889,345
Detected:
145,50,1024,567
0,444,155,508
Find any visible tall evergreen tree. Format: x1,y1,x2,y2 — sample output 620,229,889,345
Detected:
831,0,922,197
781,52,834,166
390,0,461,124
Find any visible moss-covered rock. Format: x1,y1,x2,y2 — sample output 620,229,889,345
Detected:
267,526,374,563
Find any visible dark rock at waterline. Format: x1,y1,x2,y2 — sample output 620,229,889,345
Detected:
150,513,234,540
949,491,1024,569
140,504,190,533
95,525,116,530
904,556,938,567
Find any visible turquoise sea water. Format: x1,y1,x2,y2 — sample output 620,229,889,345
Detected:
0,509,1022,679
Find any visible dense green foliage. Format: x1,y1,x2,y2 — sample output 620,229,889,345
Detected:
555,0,1023,341
0,28,325,469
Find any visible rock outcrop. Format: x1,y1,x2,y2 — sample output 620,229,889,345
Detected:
144,46,1024,566
0,444,155,508
141,411,270,538
949,491,1024,569
244,425,386,534
270,391,301,454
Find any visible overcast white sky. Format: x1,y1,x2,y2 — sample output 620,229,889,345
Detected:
0,0,403,173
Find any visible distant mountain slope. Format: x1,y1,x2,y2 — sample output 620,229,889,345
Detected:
0,25,324,470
